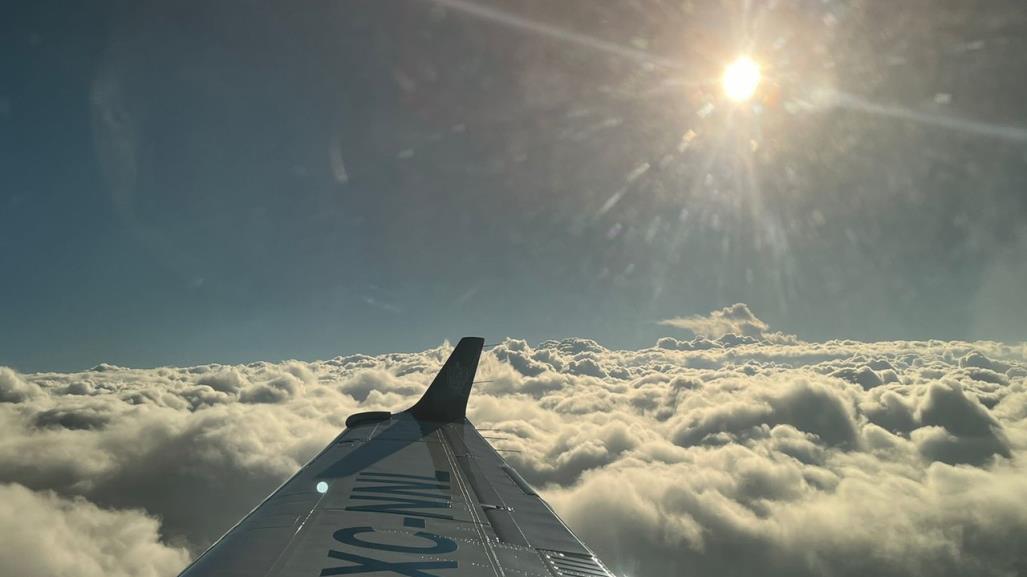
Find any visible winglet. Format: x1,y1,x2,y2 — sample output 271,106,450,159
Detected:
407,337,485,422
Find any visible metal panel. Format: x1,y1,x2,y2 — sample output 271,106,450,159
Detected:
446,421,594,556
539,550,616,577
180,395,610,577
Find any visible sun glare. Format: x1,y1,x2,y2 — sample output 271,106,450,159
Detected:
723,56,761,102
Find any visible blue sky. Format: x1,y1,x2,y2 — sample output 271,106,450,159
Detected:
3,0,1027,371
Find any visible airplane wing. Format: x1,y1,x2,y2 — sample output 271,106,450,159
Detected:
179,337,616,577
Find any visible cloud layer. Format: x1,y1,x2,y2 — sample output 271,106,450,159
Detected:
1,321,1026,576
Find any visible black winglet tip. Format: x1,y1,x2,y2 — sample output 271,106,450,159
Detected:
464,336,486,351
406,336,485,422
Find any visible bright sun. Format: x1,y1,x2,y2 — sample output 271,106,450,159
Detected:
723,56,761,102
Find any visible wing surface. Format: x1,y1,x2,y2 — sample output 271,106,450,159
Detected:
179,337,615,577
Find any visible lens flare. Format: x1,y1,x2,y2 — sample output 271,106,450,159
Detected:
723,56,761,102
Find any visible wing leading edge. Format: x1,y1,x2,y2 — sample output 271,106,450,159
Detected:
178,337,615,577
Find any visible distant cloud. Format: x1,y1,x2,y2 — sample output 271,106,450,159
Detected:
660,303,797,345
0,312,1025,576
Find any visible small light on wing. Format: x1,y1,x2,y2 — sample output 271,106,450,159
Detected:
316,481,329,494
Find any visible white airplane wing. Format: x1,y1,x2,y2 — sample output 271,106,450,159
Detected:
178,337,615,577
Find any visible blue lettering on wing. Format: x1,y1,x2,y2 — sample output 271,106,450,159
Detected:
358,472,443,481
333,526,458,554
319,549,457,577
321,470,460,575
344,471,453,520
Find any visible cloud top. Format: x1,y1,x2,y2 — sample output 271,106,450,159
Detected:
660,303,771,337
0,320,1025,576
659,304,799,347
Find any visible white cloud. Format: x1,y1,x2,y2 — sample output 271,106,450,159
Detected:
658,305,802,355
0,367,42,403
1,322,1026,576
660,303,775,339
0,483,189,577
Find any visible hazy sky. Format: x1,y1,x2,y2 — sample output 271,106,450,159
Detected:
3,0,1027,371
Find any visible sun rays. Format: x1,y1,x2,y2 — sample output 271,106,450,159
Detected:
723,56,762,103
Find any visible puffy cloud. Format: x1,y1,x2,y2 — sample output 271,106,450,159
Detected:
196,368,248,394
660,303,798,344
0,367,42,402
0,324,1026,576
831,365,885,390
0,483,189,577
668,377,859,449
913,381,1011,465
959,351,1010,373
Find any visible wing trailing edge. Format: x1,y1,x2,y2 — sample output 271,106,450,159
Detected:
406,336,485,422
